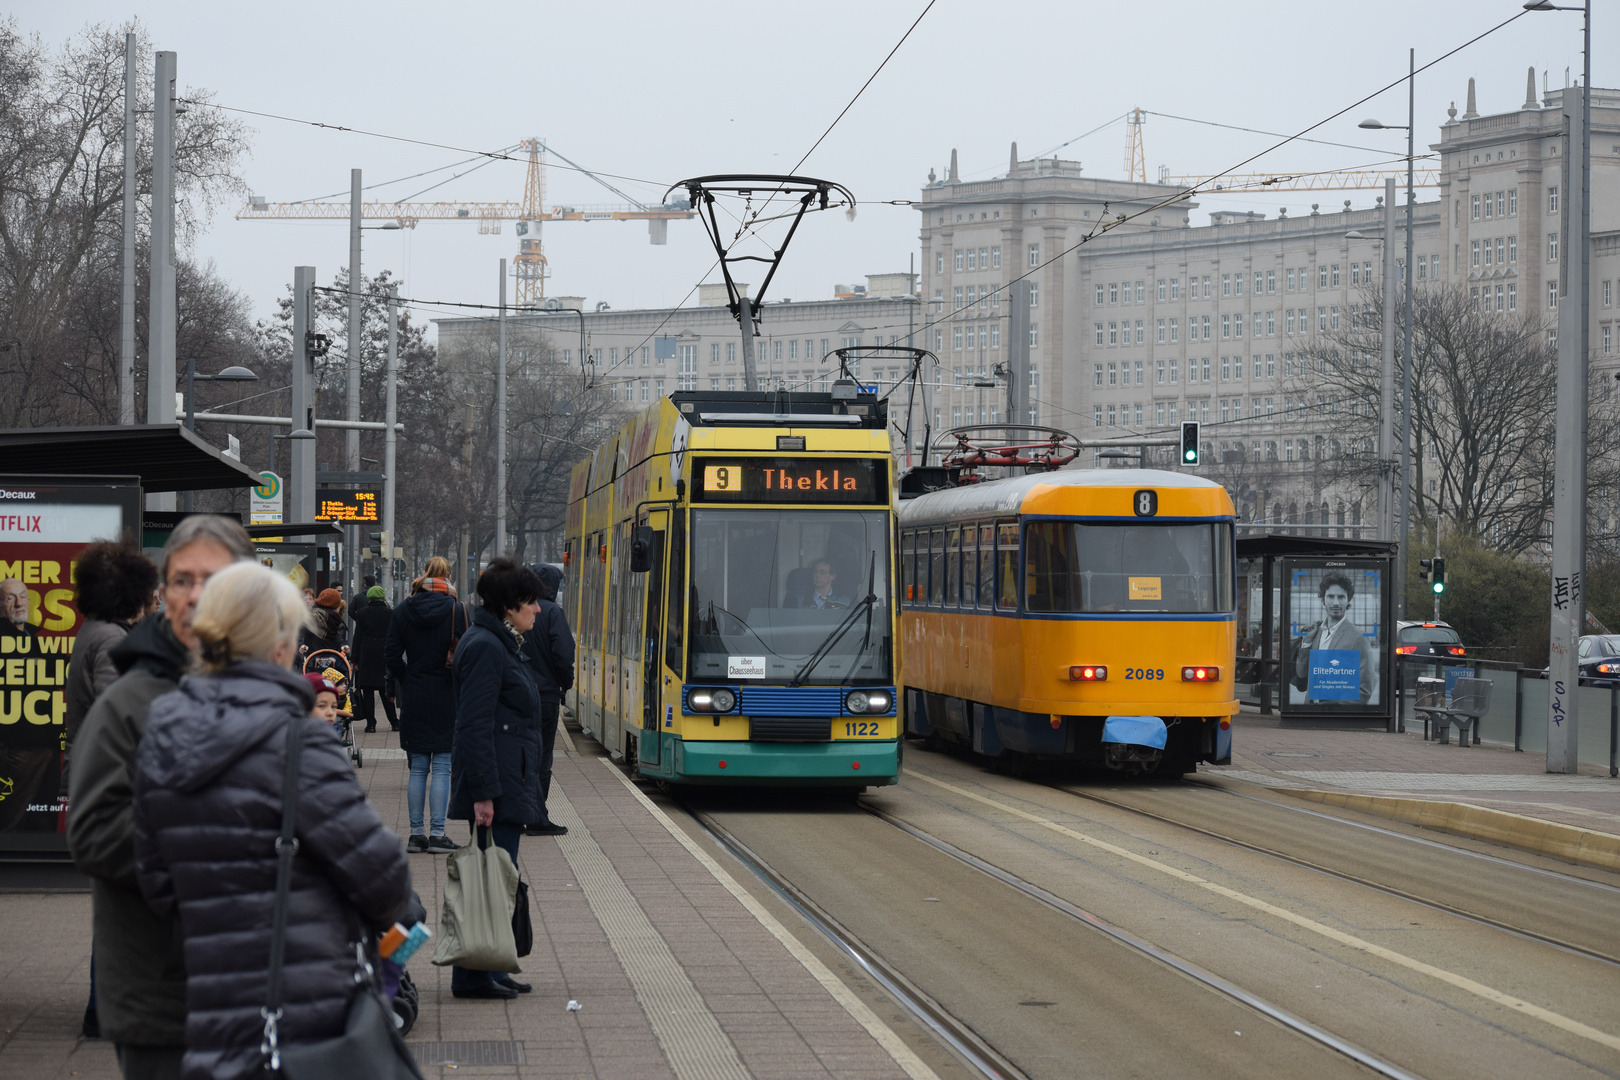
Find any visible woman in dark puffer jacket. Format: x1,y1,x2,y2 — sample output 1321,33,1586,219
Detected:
133,563,411,1080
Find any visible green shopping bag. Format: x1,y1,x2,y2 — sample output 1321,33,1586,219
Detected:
431,826,521,972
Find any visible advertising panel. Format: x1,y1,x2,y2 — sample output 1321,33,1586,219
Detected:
0,476,140,845
1280,559,1391,719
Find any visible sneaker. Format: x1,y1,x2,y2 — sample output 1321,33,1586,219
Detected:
427,834,460,853
406,834,429,853
522,822,568,837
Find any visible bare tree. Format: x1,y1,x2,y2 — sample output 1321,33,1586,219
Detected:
1286,284,1611,554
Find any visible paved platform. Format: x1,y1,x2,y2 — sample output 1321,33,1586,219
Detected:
1212,708,1620,834
0,724,938,1080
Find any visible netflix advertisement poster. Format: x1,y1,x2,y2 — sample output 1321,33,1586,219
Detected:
0,477,140,846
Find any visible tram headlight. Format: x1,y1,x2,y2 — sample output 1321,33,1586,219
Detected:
688,688,736,712
844,690,891,714
1180,666,1220,682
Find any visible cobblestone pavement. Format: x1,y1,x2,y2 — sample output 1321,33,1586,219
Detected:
1211,709,1620,832
0,724,926,1080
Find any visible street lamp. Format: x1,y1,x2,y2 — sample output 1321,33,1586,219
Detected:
1524,0,1592,774
1347,210,1399,547
1357,63,1418,623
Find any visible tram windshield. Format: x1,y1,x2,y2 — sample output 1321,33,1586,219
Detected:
687,509,892,684
1024,521,1234,614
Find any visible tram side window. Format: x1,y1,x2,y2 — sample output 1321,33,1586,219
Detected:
945,528,960,607
929,528,945,605
978,524,995,609
664,513,686,675
996,523,1019,611
907,531,920,605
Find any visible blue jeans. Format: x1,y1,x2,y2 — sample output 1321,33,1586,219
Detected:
451,822,521,992
407,752,451,836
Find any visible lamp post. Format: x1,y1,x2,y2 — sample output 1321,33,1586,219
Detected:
1525,0,1592,773
181,363,258,511
1359,92,1416,616
1347,187,1398,545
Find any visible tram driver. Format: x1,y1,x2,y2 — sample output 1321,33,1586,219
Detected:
788,559,850,610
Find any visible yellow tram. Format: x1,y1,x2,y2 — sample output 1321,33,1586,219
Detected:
563,389,902,787
898,468,1237,775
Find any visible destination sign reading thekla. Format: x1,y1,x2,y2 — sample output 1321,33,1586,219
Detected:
694,457,887,504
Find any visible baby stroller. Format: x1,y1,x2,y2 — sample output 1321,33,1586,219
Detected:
303,648,362,768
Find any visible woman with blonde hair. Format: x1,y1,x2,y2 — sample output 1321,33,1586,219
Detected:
132,563,411,1080
385,556,465,852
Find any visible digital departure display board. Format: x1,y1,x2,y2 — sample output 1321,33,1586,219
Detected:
695,458,887,504
316,487,380,523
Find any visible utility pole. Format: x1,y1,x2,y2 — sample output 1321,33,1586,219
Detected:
496,259,508,558
119,33,136,426
146,50,177,510
289,267,318,525
1547,6,1592,774
1399,46,1417,619
346,169,362,599
738,295,759,391
1007,279,1032,437
1377,178,1397,541
383,286,398,601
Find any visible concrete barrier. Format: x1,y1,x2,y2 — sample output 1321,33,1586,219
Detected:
1277,787,1620,873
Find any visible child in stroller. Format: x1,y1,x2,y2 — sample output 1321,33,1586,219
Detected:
303,649,363,768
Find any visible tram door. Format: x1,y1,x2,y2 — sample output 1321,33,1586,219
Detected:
635,514,667,766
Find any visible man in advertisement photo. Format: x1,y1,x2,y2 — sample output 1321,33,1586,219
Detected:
1,577,36,638
1291,569,1379,705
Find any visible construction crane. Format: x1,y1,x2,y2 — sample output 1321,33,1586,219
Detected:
1154,164,1440,192
237,139,694,307
1123,108,1147,183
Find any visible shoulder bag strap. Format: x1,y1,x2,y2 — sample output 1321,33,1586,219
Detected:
260,714,306,1071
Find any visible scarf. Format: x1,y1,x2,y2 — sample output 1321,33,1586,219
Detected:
501,619,526,649
417,576,457,597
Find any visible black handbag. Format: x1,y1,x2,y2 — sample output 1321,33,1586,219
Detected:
260,715,424,1080
512,878,533,959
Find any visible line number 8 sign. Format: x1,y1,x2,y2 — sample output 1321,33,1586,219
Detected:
1133,489,1158,517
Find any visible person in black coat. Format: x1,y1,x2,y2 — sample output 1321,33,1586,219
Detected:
447,558,542,1000
133,563,411,1080
384,557,463,853
349,586,397,733
523,563,575,836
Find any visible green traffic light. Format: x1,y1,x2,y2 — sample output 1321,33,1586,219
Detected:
1433,582,1445,594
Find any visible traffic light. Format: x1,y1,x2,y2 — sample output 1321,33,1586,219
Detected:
1179,421,1200,465
1431,556,1446,594
1419,558,1433,587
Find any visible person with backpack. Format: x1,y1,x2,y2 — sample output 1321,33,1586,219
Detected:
523,563,574,837
384,557,463,854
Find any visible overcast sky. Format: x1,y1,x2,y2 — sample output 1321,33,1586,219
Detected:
25,1,1618,337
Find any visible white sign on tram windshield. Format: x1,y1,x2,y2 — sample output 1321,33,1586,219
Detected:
727,656,767,680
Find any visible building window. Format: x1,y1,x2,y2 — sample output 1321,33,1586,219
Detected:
990,325,1000,348
1169,359,1179,384
1134,361,1143,384
1201,315,1211,340
1266,354,1275,378
992,246,1001,268
1495,284,1505,311
1508,188,1517,215
1351,263,1360,286
1029,243,1040,267
1315,266,1325,288
1418,257,1427,281
1169,401,1179,424
1222,274,1232,297
1266,270,1276,293
1549,233,1559,262
1549,281,1559,310
1156,360,1165,384
1605,280,1613,307
1508,283,1517,311
1030,283,1040,308
1286,268,1296,291
1221,356,1231,380
1483,240,1493,267
1235,313,1244,338
1156,318,1166,343
1094,364,1104,386
1107,362,1117,386
1202,358,1212,381
1318,307,1327,331
954,250,964,270
1235,274,1244,297
1107,404,1116,427
1170,279,1180,301
1157,279,1167,300
1549,187,1559,214
1030,324,1038,347
1508,236,1517,264
1135,320,1144,344
1329,307,1339,331
1136,281,1145,303
1096,284,1105,305
1286,309,1295,335
1095,323,1104,346
935,252,944,274
1169,318,1179,343
954,286,964,309
1108,282,1118,304
1331,264,1340,287
1471,194,1480,220
1605,326,1613,355
1483,192,1493,219
954,326,963,349
966,248,976,271
1108,322,1117,345
1221,314,1231,339
1094,405,1103,428
1265,310,1275,336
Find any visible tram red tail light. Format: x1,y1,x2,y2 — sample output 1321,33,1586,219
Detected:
1180,666,1220,682
1068,665,1107,681
1219,718,1231,730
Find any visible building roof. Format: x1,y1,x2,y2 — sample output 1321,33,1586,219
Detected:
0,424,264,492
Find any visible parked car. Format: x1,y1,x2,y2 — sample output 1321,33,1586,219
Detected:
1394,620,1467,659
1576,634,1620,687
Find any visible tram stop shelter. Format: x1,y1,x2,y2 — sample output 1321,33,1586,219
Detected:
0,423,265,493
1236,533,1398,731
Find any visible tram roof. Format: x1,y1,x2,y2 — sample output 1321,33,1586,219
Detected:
898,467,1226,523
670,390,886,429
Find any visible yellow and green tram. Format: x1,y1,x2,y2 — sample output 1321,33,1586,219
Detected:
898,469,1237,776
563,389,901,788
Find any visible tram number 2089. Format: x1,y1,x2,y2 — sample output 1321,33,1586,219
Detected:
1125,668,1166,681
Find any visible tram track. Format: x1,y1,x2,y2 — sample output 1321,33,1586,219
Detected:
1044,778,1620,971
846,797,1424,1080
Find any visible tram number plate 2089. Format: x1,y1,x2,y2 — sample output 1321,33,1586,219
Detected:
1124,668,1166,681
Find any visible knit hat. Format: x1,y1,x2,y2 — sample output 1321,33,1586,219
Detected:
303,672,338,697
314,588,343,610
367,585,385,600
